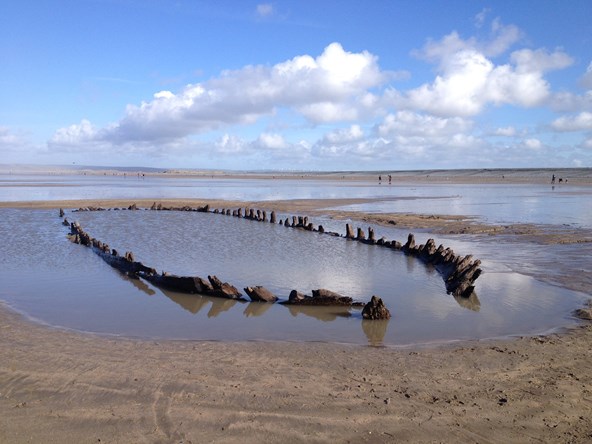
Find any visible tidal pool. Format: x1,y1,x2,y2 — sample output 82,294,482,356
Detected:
0,208,586,346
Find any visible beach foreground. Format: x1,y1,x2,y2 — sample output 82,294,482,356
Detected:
1,304,591,443
1,191,591,442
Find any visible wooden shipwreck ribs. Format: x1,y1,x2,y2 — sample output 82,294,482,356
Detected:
62,203,484,320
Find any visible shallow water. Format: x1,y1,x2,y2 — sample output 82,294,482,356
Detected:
333,183,592,228
2,174,590,228
0,208,586,346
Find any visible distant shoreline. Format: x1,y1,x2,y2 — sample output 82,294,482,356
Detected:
1,164,591,185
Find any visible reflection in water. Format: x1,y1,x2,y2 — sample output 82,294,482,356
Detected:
158,286,243,316
424,263,437,275
123,274,156,296
243,301,274,317
0,208,587,346
361,319,389,346
207,298,240,318
453,291,481,312
160,288,210,314
287,305,355,321
406,255,415,273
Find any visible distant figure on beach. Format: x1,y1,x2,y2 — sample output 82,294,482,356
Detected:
378,175,382,184
552,174,556,184
388,174,392,184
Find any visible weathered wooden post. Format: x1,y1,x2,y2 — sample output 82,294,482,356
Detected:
345,223,355,239
368,227,375,243
356,227,365,240
404,233,415,251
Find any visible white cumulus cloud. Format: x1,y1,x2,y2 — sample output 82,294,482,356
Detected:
524,138,543,150
400,46,572,117
417,19,521,64
50,119,99,145
215,134,249,154
50,43,387,148
323,124,364,144
495,126,517,137
377,111,471,137
401,21,572,118
551,112,592,131
256,133,288,150
43,22,587,169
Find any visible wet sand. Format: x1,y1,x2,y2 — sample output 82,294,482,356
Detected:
1,191,592,442
2,304,591,443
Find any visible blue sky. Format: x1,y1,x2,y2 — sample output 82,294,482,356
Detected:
1,1,591,170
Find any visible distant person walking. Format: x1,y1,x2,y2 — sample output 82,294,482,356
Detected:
378,175,382,184
551,174,556,184
388,174,392,184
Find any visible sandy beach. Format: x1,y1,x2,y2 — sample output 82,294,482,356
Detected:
1,173,592,442
1,301,591,443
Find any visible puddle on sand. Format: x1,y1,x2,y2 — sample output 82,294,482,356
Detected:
0,208,587,346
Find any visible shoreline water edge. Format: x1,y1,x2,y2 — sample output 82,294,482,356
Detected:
1,172,591,442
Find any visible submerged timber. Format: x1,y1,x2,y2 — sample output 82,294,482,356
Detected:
65,202,483,320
